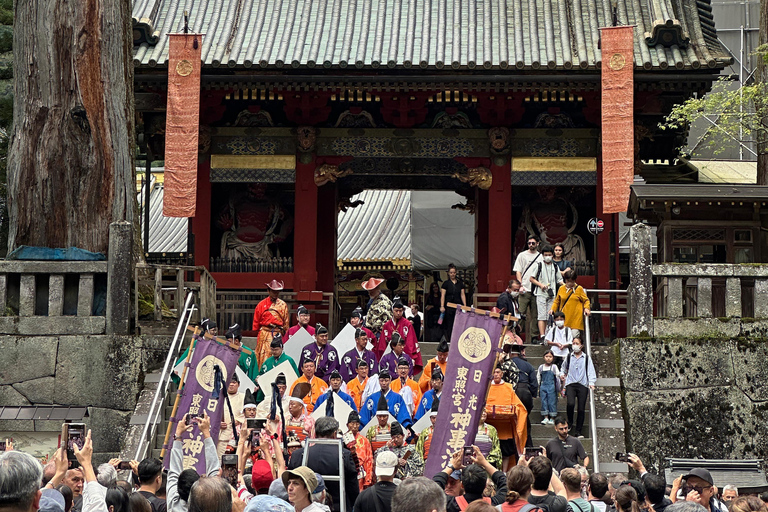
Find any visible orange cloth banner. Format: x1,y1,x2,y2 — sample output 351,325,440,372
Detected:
163,34,203,217
600,26,634,214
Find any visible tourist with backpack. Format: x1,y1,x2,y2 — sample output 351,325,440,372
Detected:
537,350,562,425
528,456,568,512
544,312,574,369
529,245,564,343
560,338,596,438
496,465,537,512
562,468,595,512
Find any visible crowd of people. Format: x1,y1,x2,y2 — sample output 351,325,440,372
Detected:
4,426,768,512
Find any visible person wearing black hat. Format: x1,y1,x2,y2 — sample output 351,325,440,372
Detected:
418,336,450,393
366,393,395,451
347,410,374,491
284,305,316,342
390,357,421,417
415,366,444,421
222,323,260,384
671,469,728,512
349,306,375,341
217,372,246,456
260,332,299,377
360,369,412,428
347,358,381,412
341,327,379,382
171,318,224,385
299,323,340,381
379,332,414,379
373,421,424,479
314,369,359,412
380,297,424,373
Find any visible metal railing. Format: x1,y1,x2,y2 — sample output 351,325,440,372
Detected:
133,291,196,462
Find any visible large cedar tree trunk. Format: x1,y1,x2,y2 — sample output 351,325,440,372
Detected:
758,0,767,185
7,0,135,254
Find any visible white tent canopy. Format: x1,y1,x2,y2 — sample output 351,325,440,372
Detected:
337,190,474,270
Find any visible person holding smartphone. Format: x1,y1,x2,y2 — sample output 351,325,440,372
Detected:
167,412,220,512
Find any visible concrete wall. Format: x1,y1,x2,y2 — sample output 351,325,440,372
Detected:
619,337,768,471
0,334,172,461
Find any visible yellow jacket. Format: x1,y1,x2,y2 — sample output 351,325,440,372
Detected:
551,285,590,332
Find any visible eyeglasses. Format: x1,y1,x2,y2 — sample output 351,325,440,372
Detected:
528,242,537,246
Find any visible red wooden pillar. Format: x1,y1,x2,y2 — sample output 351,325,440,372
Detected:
486,160,513,294
294,156,319,292
475,188,489,294
316,184,337,293
192,158,211,267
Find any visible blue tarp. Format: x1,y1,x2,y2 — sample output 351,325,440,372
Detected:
7,246,106,261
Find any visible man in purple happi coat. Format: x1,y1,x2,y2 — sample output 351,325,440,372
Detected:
300,323,340,381
378,333,414,378
341,327,379,382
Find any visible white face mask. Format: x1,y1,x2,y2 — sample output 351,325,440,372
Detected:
573,345,582,353
510,291,519,298
543,256,553,263
555,320,565,327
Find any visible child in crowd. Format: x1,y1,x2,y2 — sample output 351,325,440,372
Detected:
537,350,561,425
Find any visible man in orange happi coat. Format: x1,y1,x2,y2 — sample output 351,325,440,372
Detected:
289,359,328,414
252,279,289,367
485,366,528,472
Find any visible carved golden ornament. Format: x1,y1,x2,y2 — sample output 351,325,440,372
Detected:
609,53,626,71
452,167,493,190
176,59,194,76
457,327,492,363
314,164,353,186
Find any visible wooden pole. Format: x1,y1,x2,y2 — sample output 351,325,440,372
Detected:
160,327,199,459
185,325,253,355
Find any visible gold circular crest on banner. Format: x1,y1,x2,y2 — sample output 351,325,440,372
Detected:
457,327,492,363
196,355,227,392
176,59,194,76
609,53,626,71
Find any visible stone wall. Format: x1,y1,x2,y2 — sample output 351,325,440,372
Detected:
0,334,172,462
619,337,768,471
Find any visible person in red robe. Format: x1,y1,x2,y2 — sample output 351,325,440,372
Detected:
284,304,315,342
379,297,423,372
252,279,289,368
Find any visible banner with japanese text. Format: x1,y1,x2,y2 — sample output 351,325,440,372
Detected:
600,25,635,214
162,337,240,474
423,309,504,477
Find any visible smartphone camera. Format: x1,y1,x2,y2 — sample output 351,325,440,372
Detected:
185,412,202,426
0,441,5,451
67,423,86,460
525,447,540,460
246,419,266,447
117,461,132,470
615,452,629,462
221,454,239,488
462,446,474,466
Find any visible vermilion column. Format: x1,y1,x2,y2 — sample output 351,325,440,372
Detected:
192,158,211,266
294,156,318,292
487,160,513,294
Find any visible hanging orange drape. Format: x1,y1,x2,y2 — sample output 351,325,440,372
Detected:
600,26,635,214
163,34,203,218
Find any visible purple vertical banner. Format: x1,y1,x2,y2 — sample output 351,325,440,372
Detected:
423,308,504,478
163,338,240,474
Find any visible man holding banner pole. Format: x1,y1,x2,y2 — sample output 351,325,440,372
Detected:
422,303,516,478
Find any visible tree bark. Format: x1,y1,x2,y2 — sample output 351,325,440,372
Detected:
7,0,135,254
758,0,768,185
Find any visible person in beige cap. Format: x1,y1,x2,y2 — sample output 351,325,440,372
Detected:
353,451,399,512
283,466,323,512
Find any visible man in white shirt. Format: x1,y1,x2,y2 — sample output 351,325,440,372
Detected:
529,244,563,341
544,311,574,368
513,235,542,342
217,374,245,456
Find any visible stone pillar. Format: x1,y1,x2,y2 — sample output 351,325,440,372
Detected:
697,278,713,317
628,224,653,336
725,277,742,317
487,161,512,293
667,278,683,318
106,221,132,335
754,279,768,318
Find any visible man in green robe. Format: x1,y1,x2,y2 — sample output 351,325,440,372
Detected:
260,333,299,377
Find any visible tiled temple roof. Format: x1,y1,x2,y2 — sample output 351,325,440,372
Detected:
132,0,730,72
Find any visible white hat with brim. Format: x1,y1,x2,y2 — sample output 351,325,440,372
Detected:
375,450,398,477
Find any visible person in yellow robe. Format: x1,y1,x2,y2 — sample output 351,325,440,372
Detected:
390,357,422,417
485,366,528,472
289,359,328,413
415,397,439,461
347,411,374,490
550,270,591,336
252,280,289,368
418,338,449,393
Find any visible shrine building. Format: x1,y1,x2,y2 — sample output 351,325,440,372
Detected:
132,0,734,336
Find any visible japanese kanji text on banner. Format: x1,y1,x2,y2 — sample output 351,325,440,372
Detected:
600,26,635,215
163,33,203,218
423,308,504,478
163,337,240,474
